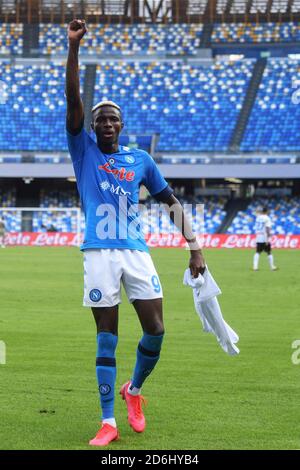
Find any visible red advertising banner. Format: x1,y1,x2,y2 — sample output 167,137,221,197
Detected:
3,232,300,248
145,233,300,249
4,232,81,247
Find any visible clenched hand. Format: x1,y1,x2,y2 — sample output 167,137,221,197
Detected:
68,19,87,43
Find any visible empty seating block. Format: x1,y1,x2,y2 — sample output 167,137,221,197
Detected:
241,58,300,151
213,22,300,43
0,61,85,151
94,59,254,152
0,23,23,55
39,23,202,56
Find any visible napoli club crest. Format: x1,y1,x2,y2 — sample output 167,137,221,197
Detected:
89,289,102,302
125,155,135,164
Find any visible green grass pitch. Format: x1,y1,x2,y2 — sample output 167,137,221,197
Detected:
0,247,300,450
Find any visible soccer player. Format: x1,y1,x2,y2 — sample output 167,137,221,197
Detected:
0,218,6,248
253,206,277,271
65,19,205,447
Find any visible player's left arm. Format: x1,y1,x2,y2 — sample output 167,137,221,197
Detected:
164,193,205,278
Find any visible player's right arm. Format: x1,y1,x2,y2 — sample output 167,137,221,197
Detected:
65,19,87,134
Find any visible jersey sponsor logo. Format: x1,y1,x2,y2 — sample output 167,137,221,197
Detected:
98,162,135,181
110,183,131,196
99,384,111,395
125,155,135,164
89,288,102,302
100,181,110,191
100,181,131,196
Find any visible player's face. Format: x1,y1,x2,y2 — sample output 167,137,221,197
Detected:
92,106,123,144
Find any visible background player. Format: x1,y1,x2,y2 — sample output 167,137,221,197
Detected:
253,207,277,271
65,19,205,447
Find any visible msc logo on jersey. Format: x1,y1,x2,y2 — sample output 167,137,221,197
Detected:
98,162,135,181
89,289,102,302
125,155,135,164
100,181,110,191
100,181,131,196
99,384,111,395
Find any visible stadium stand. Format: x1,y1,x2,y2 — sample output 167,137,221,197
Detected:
0,186,16,207
212,22,300,43
0,57,253,152
0,23,23,55
39,23,203,56
0,18,300,154
0,187,21,231
1,184,299,236
227,197,300,235
23,191,300,236
142,195,227,234
0,62,85,151
32,189,83,232
94,59,255,152
241,58,300,152
28,189,227,235
32,209,80,232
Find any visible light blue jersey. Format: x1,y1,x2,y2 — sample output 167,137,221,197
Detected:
67,127,172,251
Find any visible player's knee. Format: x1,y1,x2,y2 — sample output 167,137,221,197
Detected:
145,324,165,337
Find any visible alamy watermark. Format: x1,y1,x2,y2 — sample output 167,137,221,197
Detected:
93,198,205,244
291,339,300,365
0,340,6,365
292,79,300,105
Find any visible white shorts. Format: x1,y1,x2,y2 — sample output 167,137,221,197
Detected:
83,249,163,307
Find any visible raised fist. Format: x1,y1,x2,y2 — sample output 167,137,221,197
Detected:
68,19,87,43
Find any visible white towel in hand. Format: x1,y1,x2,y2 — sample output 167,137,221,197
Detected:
183,268,239,356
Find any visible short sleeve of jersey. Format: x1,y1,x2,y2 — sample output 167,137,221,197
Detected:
66,126,91,164
142,152,169,196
